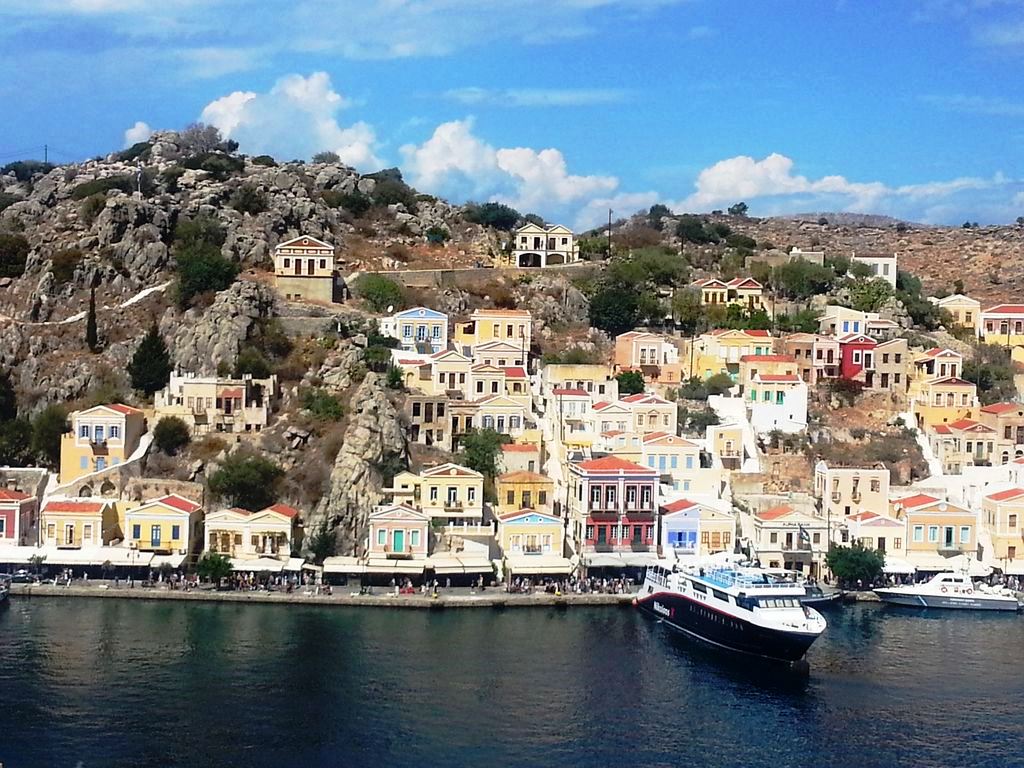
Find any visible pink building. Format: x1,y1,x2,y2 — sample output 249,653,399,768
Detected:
0,489,38,545
368,504,430,559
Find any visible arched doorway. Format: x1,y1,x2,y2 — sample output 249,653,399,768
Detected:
518,252,541,268
546,253,565,266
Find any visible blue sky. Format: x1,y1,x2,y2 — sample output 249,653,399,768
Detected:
2,0,1023,228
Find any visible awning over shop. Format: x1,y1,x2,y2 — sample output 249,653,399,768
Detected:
505,554,574,575
322,556,365,574
229,557,285,573
0,545,153,567
1002,561,1024,575
425,554,494,574
883,556,916,575
583,553,626,568
365,558,426,575
908,553,992,577
283,557,307,572
150,553,187,569
621,553,659,567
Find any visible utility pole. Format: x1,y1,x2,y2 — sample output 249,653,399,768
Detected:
607,208,613,258
44,144,48,164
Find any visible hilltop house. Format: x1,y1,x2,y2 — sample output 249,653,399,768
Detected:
509,222,580,267
379,307,449,353
930,294,981,334
154,372,278,436
851,252,898,288
693,277,765,312
273,235,341,303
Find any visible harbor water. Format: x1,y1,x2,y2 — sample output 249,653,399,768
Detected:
1,598,1021,768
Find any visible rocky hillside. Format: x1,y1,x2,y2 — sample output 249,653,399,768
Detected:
608,210,1024,305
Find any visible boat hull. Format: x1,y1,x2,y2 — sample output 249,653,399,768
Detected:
636,591,821,662
874,590,1020,612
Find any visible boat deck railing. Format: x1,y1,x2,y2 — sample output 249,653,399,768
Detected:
697,568,799,591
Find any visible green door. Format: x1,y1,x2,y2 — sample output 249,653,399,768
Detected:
393,530,405,553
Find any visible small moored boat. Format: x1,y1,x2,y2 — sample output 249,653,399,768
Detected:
874,572,1021,612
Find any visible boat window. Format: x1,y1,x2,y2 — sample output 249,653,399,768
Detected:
712,589,729,602
691,582,707,594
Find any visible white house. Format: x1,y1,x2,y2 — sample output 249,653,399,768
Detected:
379,307,449,353
851,252,898,288
746,372,808,434
510,223,580,267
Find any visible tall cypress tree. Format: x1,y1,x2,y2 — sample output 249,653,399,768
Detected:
86,286,99,352
128,322,172,395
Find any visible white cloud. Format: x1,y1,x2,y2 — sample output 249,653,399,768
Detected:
443,87,628,107
686,25,715,39
574,191,661,231
669,151,1018,224
400,119,620,223
974,20,1024,47
177,46,263,79
122,120,152,147
199,72,382,170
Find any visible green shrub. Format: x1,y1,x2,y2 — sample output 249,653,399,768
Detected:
153,416,191,455
0,192,21,212
312,151,341,164
229,184,268,215
234,347,272,379
70,176,133,200
368,171,418,213
208,451,284,511
51,249,83,284
179,152,244,180
115,142,151,162
128,323,173,396
463,201,521,230
251,155,277,167
425,225,450,244
303,388,345,421
675,215,717,244
1,160,53,182
354,274,404,312
322,189,372,217
725,233,757,250
174,214,226,250
160,166,185,193
79,194,107,226
176,248,238,307
0,233,30,278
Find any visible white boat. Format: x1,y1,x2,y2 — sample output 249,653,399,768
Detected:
874,572,1021,612
636,560,827,663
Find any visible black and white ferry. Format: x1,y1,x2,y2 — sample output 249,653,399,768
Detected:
635,561,827,662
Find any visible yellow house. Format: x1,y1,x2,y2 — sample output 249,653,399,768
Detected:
978,402,1024,464
273,234,338,303
699,505,736,556
205,504,299,560
980,304,1024,347
40,498,119,548
912,377,979,428
847,511,906,557
693,277,764,311
385,463,487,534
123,494,203,559
931,294,980,334
752,505,829,576
496,471,554,516
927,418,998,474
737,353,798,394
694,328,774,380
905,499,978,568
454,308,532,355
497,509,564,556
60,404,146,484
641,432,720,496
541,363,618,400
982,488,1024,567
708,423,746,471
427,349,473,397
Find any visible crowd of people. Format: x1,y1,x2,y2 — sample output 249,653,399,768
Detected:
506,574,634,595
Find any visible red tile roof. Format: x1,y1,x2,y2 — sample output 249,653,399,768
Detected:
981,402,1023,415
661,498,697,513
503,367,527,378
986,488,1024,502
708,328,771,337
552,387,588,396
895,494,939,509
219,387,243,399
756,505,796,521
43,500,105,514
947,419,993,432
157,494,202,513
848,511,879,522
922,347,960,358
726,277,762,289
501,444,538,453
265,503,300,518
740,354,795,363
983,304,1024,315
0,489,31,502
497,470,550,483
106,404,142,415
576,456,652,473
757,374,802,383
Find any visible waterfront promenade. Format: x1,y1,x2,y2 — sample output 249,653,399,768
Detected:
8,582,636,609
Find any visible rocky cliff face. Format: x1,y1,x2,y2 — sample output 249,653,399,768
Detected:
165,280,276,375
308,372,407,556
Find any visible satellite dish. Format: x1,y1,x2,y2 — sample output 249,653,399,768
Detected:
386,305,394,314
